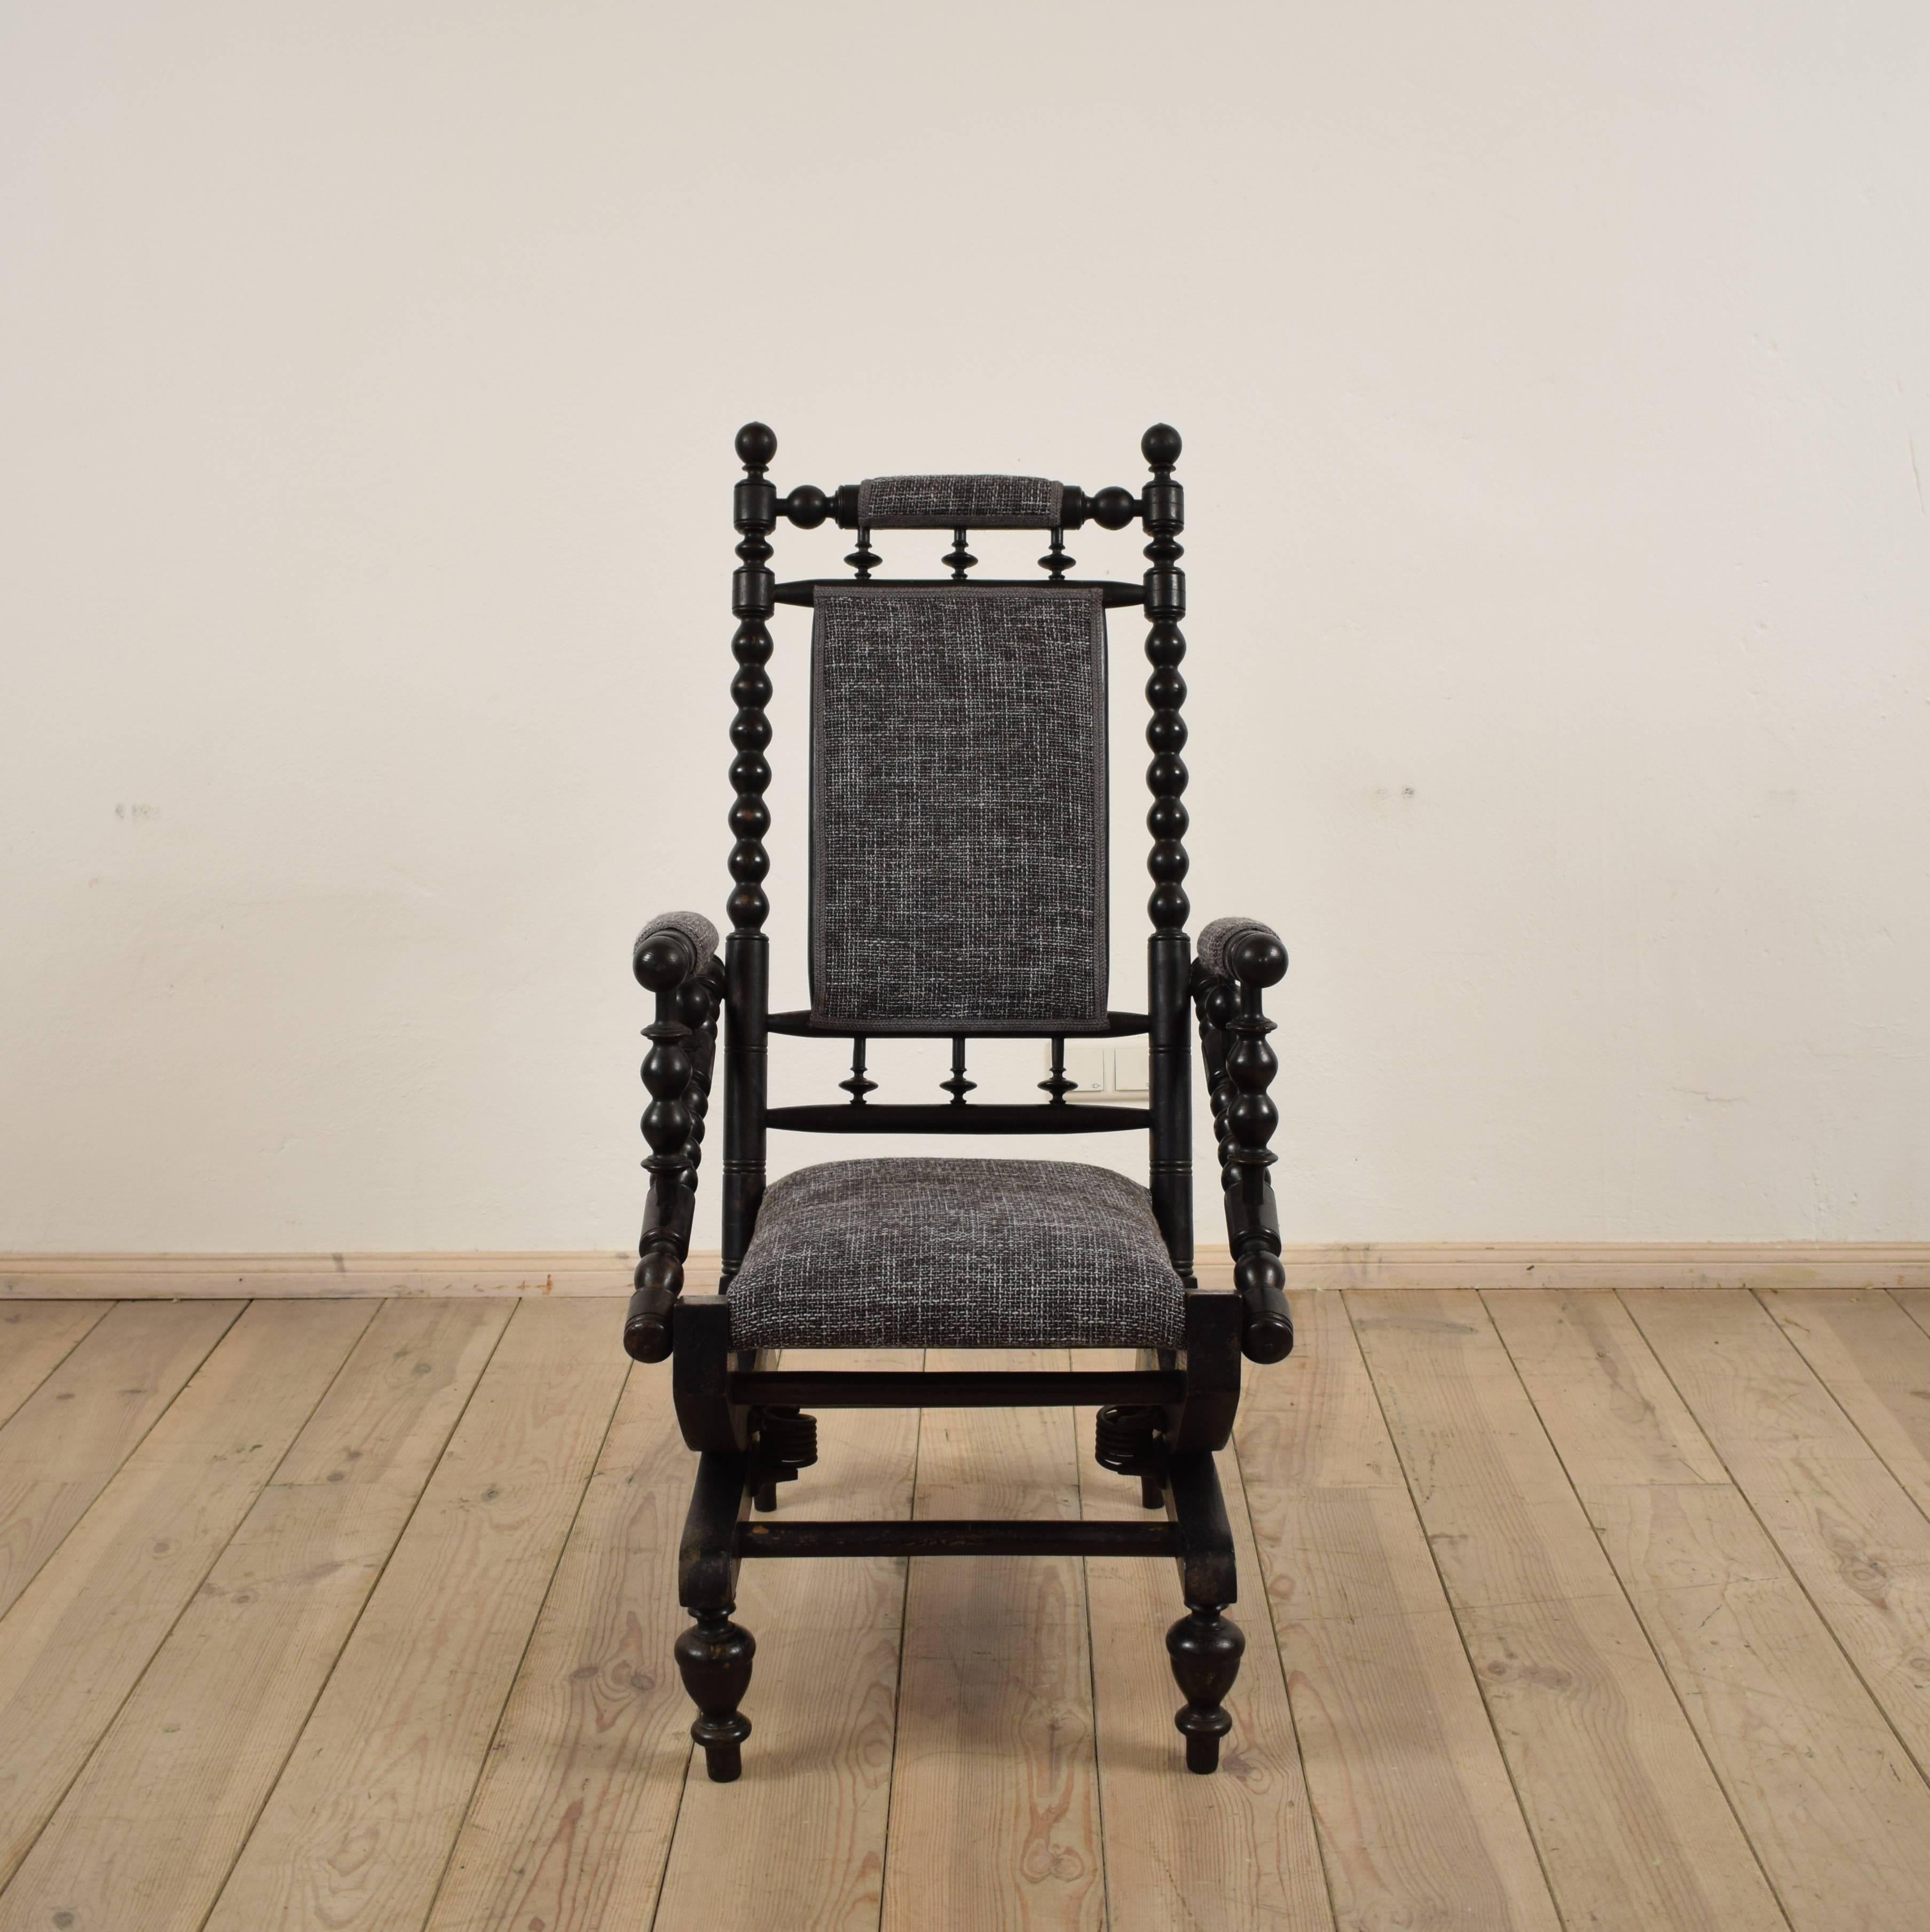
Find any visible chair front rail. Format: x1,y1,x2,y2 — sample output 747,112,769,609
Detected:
731,1367,1186,1409
738,1519,1179,1559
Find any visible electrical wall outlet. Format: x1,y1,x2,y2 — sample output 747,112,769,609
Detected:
1050,1037,1149,1102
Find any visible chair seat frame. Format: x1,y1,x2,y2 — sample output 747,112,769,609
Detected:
625,424,1291,1781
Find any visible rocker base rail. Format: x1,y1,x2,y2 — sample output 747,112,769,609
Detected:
728,1368,1187,1408
737,1519,1178,1559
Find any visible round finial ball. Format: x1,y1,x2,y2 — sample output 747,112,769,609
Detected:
1141,422,1182,468
633,928,694,990
1227,928,1289,988
735,421,778,468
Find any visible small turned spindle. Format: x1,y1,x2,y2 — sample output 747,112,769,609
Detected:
846,525,879,580
841,1034,876,1106
1040,527,1073,580
942,1035,975,1105
944,526,976,579
1039,1035,1074,1104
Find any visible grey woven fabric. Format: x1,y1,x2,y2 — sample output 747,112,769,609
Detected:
632,909,719,976
857,475,1064,529
810,586,1108,1032
727,1157,1185,1350
1196,916,1282,980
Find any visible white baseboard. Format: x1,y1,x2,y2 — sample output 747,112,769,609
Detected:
3,1243,1926,1299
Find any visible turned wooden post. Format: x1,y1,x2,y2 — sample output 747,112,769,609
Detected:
722,422,776,1278
1143,424,1193,1280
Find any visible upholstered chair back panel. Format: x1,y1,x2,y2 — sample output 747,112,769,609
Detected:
855,474,1064,529
809,585,1108,1032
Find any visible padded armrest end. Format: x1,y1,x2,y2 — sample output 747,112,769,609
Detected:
633,910,720,989
1195,917,1287,987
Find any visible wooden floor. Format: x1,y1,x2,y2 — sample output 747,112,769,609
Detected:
6,1288,1930,1928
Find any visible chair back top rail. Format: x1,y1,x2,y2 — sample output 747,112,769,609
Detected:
774,476,1149,534
773,577,1146,607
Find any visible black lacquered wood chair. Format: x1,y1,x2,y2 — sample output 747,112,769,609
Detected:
626,422,1293,1781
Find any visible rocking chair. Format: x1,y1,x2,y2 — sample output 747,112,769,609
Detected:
625,422,1293,1781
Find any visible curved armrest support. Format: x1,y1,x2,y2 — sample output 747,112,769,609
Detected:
1191,918,1292,1365
625,911,724,1364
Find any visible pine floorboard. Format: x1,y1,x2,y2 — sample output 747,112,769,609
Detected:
5,1288,1930,1930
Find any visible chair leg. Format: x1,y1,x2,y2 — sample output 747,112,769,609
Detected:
753,1479,779,1512
1167,1604,1244,1772
675,1607,756,1781
1164,1449,1243,1773
676,1446,755,1781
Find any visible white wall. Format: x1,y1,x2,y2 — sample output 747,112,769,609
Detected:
3,2,1926,1253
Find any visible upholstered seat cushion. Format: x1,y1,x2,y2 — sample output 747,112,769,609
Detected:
727,1157,1186,1351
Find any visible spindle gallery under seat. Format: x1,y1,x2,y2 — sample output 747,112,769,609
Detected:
625,421,1295,1783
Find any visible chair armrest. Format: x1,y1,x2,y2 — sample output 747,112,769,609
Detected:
626,911,724,1363
1191,918,1292,1365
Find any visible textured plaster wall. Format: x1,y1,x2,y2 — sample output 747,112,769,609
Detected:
2,2,1926,1250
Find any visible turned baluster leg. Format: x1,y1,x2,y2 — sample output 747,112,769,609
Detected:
1167,1604,1244,1774
675,1607,757,1783
1165,1448,1243,1772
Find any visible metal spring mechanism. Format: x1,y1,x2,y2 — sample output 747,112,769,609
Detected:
1095,1403,1166,1476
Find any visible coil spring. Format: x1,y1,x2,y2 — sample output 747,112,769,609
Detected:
756,1407,818,1472
1094,1403,1165,1477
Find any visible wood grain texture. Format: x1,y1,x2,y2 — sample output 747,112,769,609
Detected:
0,1299,242,1619
655,1351,923,1932
1480,1289,1728,1487
1587,1481,1930,1931
1759,1287,1930,1517
1491,1288,1930,1931
424,1354,692,1932
0,1298,375,1889
1238,1290,1561,1932
1349,1289,1786,1930
0,1303,109,1428
200,1298,629,1932
1078,1353,1333,1932
0,1300,509,1932
1625,1289,1930,1780
881,1350,1104,1932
